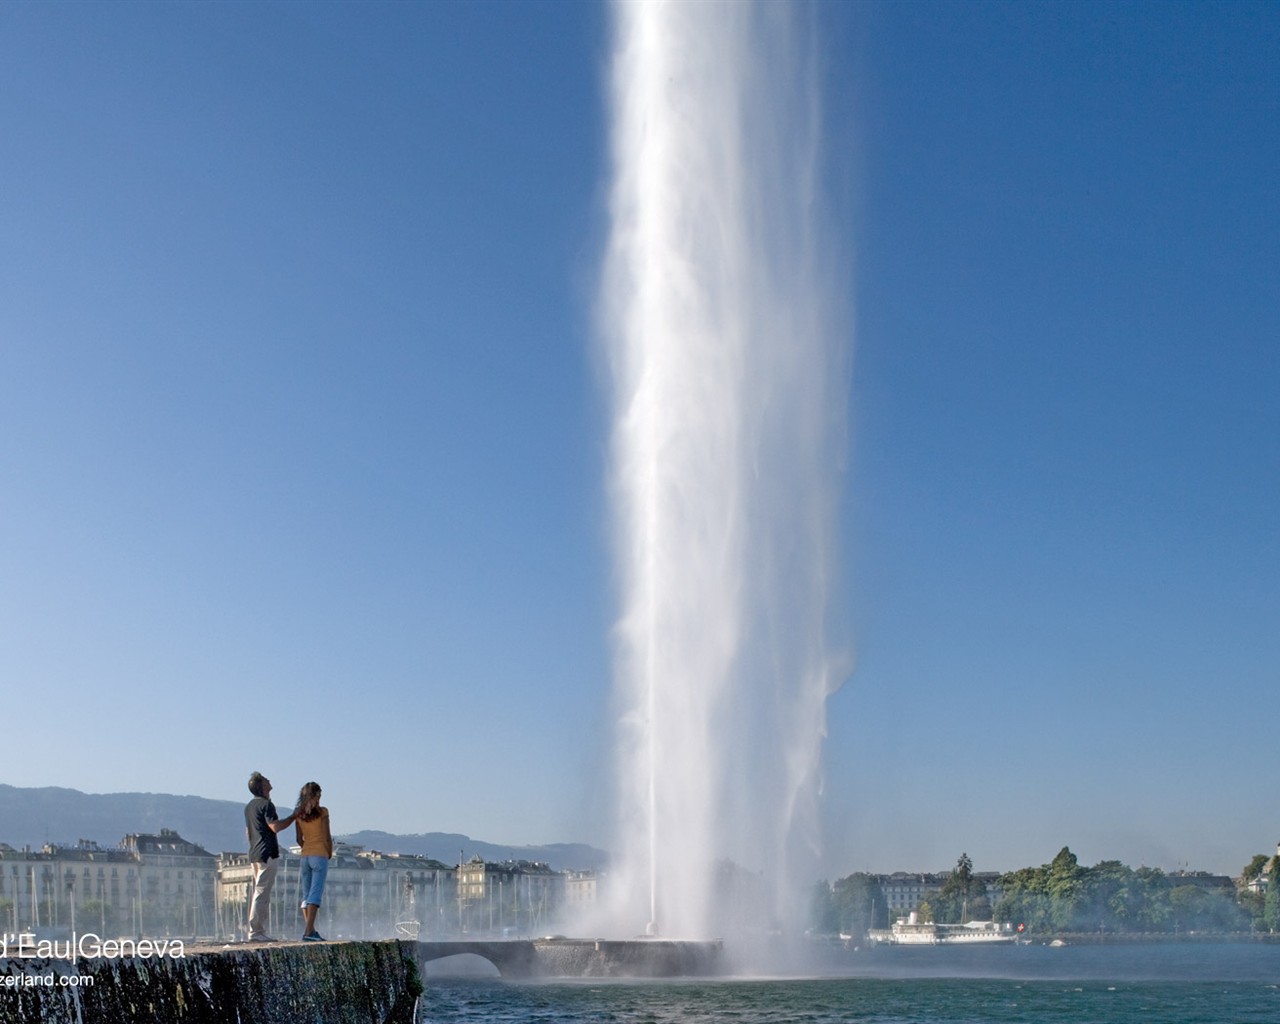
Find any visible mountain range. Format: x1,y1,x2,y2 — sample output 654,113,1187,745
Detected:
0,784,608,872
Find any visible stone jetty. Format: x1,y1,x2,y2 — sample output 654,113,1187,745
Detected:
418,937,724,978
0,938,421,1024
1,935,727,1022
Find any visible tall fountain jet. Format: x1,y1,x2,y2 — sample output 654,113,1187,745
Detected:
600,0,849,941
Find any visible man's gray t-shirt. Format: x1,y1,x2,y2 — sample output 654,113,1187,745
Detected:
245,797,280,862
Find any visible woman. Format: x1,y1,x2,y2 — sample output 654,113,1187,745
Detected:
294,781,333,941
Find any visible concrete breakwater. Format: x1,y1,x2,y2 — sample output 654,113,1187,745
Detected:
0,939,421,1024
418,938,725,978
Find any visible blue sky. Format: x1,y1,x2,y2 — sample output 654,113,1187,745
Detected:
2,1,1276,878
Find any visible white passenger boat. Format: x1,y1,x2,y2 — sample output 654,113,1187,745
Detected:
867,912,1016,945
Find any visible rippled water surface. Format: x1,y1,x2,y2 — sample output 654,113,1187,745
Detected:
418,944,1280,1024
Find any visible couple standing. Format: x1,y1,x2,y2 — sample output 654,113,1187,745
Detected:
244,771,333,942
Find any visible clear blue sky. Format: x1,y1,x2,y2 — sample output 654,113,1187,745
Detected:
2,1,1275,878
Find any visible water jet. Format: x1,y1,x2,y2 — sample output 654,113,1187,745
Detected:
599,0,848,942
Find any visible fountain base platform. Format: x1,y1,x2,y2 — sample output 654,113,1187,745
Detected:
417,937,724,978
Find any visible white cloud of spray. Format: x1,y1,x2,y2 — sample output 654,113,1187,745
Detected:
596,0,851,943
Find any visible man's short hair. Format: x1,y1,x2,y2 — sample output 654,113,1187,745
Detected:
248,772,268,798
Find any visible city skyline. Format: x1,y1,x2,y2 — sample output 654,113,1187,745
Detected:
0,790,1261,883
2,1,1276,882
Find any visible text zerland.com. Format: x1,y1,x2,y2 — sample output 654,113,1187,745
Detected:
2,973,94,989
2,933,185,960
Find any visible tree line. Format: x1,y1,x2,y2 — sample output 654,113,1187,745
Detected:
812,847,1280,937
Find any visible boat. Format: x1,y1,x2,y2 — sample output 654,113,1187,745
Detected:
867,912,1017,946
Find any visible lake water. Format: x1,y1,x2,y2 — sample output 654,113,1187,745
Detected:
417,944,1280,1023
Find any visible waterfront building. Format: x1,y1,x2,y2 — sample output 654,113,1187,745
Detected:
455,856,563,937
1166,870,1234,894
564,869,598,909
119,829,217,935
876,872,945,917
0,830,215,939
216,843,456,940
1243,845,1277,896
354,849,457,938
872,870,1002,921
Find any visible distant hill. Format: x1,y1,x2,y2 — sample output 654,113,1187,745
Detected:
0,784,249,854
339,830,610,872
0,784,608,871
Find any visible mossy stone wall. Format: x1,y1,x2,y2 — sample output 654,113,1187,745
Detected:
0,939,422,1024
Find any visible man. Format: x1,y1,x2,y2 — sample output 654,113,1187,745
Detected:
244,771,297,942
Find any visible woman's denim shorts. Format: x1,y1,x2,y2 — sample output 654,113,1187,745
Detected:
300,855,329,907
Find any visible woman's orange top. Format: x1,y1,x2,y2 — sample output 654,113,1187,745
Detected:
296,806,333,858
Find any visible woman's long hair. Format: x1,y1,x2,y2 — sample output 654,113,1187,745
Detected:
296,781,323,821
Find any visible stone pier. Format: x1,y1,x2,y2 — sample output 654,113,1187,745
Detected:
0,939,421,1024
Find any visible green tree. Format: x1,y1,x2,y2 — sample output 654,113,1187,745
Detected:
1168,884,1247,932
809,880,837,935
994,864,1053,932
998,848,1087,931
932,853,989,923
995,851,1265,936
954,853,973,919
831,873,888,937
1238,889,1265,930
1169,885,1206,932
1046,847,1085,930
1263,858,1280,932
1242,855,1270,885
1132,867,1172,931
1079,859,1131,931
1238,854,1270,931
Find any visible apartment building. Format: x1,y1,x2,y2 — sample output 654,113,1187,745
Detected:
0,829,215,938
